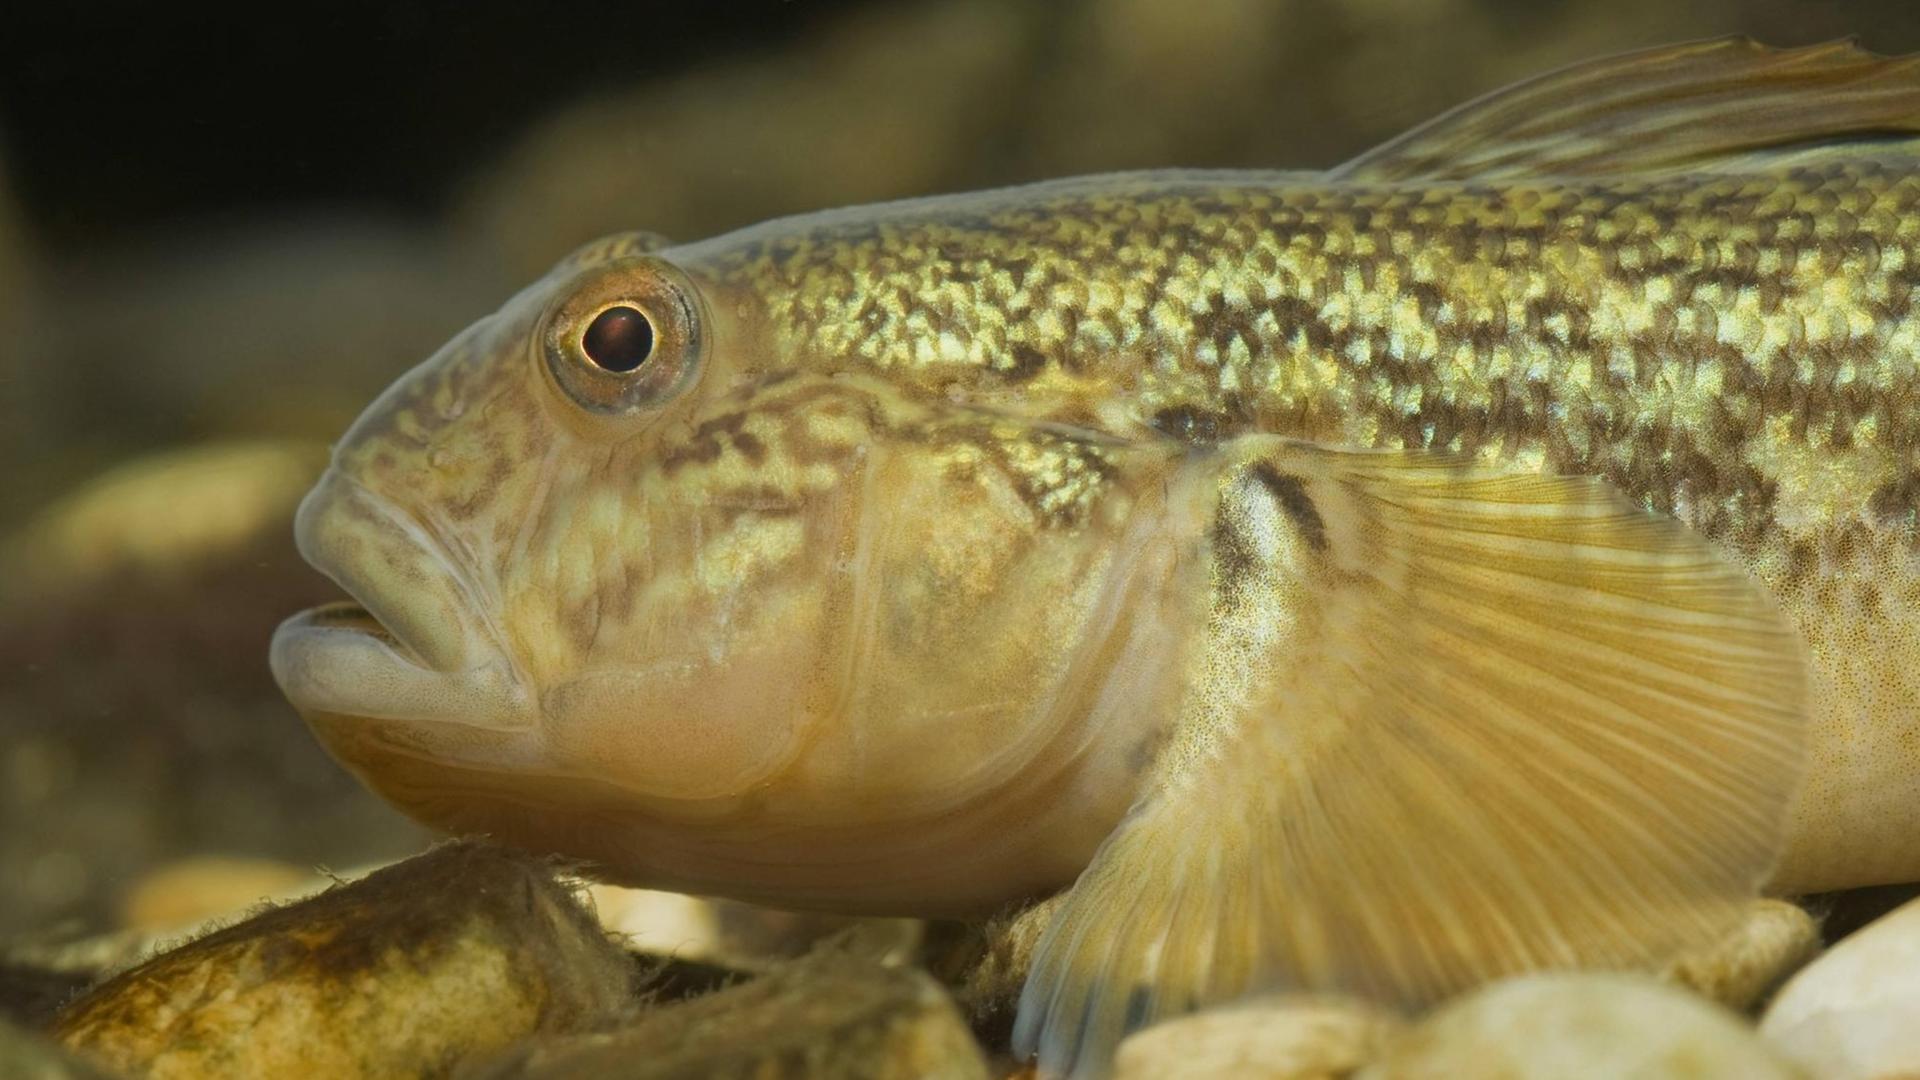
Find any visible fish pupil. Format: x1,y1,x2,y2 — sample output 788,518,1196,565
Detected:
582,306,654,373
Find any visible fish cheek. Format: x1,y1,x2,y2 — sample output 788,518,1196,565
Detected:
539,661,812,802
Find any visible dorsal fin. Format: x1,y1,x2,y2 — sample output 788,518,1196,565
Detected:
1334,37,1920,183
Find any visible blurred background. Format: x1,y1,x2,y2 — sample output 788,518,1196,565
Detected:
4,0,1918,941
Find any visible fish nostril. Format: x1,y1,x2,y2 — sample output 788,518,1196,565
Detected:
582,306,654,373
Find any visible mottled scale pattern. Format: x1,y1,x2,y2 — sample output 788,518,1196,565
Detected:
693,157,1920,890
704,161,1920,557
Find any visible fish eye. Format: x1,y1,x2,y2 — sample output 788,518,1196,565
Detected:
540,256,705,417
581,306,655,373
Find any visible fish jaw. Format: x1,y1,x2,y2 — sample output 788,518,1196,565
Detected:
266,363,1202,911
270,468,533,734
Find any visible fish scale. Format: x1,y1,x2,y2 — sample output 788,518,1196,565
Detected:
713,164,1917,548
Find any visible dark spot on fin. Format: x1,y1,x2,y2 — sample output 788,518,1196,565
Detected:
1151,404,1227,444
1122,986,1154,1032
1014,442,1809,1080
1211,461,1328,612
1123,735,1159,775
1248,462,1328,552
1209,503,1258,607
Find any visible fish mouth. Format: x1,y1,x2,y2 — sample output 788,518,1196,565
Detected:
270,470,531,730
301,599,407,651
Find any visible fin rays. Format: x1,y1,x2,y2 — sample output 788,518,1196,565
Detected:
1014,444,1806,1077
1337,37,1920,182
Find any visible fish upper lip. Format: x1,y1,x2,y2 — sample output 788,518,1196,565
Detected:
271,469,533,730
289,469,489,674
284,599,416,660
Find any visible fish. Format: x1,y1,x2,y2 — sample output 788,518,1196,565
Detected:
271,37,1920,1076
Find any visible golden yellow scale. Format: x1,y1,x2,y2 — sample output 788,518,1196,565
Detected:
272,39,1920,1076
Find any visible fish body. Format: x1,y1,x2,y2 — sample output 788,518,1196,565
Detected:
693,157,1920,896
272,39,1918,1076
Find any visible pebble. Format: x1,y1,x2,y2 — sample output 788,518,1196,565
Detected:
1359,972,1800,1079
117,854,322,932
54,842,633,1079
0,441,326,600
1115,994,1401,1080
586,883,924,975
1761,893,1920,1080
942,894,1062,1024
589,884,726,960
1662,899,1821,1011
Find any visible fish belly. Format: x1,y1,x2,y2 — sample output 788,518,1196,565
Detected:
1765,522,1920,892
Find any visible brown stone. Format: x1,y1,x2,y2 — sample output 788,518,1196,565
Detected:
474,952,989,1080
1114,994,1401,1080
54,842,633,1079
940,895,1061,1024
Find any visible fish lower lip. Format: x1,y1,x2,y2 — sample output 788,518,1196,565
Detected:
271,605,531,730
299,600,421,663
274,469,530,728
291,470,480,673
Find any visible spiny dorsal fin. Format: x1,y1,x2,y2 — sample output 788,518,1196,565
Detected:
1334,37,1920,182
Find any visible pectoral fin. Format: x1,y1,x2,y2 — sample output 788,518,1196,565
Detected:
1013,442,1807,1077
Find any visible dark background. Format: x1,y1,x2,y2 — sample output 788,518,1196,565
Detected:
5,0,1919,941
14,2,1920,251
0,4,874,242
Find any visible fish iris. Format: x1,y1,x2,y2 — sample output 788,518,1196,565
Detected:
582,305,653,372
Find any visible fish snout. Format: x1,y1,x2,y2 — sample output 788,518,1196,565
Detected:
270,468,531,731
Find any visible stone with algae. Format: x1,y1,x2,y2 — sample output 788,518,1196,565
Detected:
472,951,989,1080
53,841,633,1079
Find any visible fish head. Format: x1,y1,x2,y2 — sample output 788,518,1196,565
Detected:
271,232,1189,903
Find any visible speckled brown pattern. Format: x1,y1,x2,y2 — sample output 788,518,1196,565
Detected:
683,147,1920,892
701,162,1918,548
